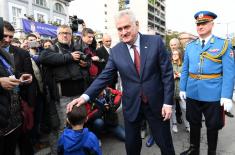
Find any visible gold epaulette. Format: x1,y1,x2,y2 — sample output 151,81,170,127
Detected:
200,39,228,63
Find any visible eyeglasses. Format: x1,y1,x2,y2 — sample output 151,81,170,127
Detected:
4,35,13,39
58,32,72,35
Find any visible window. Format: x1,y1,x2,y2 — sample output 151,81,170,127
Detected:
56,18,62,25
104,11,107,15
35,0,47,7
12,6,22,26
104,4,107,7
118,0,130,10
54,3,64,13
8,2,26,26
37,13,45,22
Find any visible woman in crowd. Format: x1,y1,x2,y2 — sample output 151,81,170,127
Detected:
171,49,190,133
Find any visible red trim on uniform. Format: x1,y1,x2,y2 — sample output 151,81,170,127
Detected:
197,15,213,21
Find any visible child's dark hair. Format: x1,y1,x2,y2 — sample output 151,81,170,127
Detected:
67,105,87,126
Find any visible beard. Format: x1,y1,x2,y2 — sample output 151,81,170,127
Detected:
59,40,70,45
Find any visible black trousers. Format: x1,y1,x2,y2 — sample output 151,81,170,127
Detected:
124,102,175,155
186,98,224,130
186,98,224,153
0,127,21,155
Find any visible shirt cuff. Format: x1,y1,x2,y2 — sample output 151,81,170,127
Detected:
81,94,90,102
163,104,172,108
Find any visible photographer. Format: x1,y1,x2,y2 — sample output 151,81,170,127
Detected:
74,28,101,85
24,33,46,149
86,87,125,143
39,25,89,155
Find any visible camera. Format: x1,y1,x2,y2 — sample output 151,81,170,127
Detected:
0,17,3,41
77,51,91,62
99,58,106,63
104,89,117,112
69,15,84,33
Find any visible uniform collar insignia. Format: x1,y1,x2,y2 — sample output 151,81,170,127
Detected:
210,37,215,43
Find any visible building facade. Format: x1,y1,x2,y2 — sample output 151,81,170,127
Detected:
70,0,166,45
0,0,72,28
119,0,166,36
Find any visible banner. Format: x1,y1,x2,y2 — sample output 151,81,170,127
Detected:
22,19,81,37
22,19,57,37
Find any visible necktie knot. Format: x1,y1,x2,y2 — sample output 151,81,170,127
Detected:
201,40,205,48
131,44,136,50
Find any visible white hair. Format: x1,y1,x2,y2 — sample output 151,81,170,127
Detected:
170,38,180,45
115,9,137,24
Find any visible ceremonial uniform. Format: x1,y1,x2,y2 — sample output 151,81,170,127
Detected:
180,11,235,155
180,36,234,102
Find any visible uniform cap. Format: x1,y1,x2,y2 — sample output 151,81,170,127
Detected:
194,11,217,24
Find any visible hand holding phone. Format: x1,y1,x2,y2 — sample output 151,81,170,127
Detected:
21,79,30,83
19,74,32,84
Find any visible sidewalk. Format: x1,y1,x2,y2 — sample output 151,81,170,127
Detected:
36,108,235,155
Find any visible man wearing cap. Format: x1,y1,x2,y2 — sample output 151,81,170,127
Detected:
180,11,235,155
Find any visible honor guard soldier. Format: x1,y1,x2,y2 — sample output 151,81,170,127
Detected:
179,11,235,155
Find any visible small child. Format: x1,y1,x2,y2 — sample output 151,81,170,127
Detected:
57,105,102,155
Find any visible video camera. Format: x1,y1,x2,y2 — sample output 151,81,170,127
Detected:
69,15,84,33
0,17,4,41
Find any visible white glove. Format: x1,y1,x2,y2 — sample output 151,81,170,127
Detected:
179,91,186,100
220,98,233,112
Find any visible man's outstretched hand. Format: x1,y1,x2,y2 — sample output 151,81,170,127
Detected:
66,96,86,113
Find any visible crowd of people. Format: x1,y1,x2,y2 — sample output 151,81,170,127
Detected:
0,9,235,155
0,17,123,155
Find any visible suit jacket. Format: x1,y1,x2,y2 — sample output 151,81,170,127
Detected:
96,46,109,72
85,34,174,122
0,49,22,135
9,45,35,106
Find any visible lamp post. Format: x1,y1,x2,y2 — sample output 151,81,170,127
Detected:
217,21,235,39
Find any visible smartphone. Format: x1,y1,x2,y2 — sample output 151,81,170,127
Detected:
28,41,40,48
21,79,30,83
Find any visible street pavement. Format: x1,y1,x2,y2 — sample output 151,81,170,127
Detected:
36,107,235,155
101,107,235,155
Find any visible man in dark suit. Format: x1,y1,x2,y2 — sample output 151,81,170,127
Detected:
67,10,175,155
3,21,35,155
96,34,111,72
3,21,35,106
96,34,117,88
